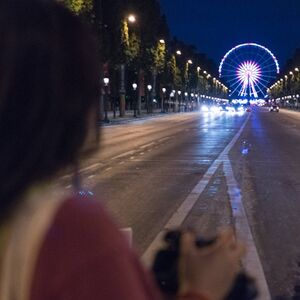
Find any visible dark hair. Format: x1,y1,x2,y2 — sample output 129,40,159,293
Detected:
0,0,100,220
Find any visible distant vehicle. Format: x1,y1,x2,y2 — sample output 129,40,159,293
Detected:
269,105,279,112
219,104,228,112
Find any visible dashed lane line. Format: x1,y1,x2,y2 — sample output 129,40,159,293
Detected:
140,142,155,149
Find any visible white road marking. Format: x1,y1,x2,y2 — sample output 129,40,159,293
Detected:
223,158,270,300
104,167,112,172
111,150,135,160
142,114,270,298
158,137,171,142
80,162,102,173
140,142,155,149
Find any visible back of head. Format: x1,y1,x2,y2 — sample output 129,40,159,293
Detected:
0,0,99,220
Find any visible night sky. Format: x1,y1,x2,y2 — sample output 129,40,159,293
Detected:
159,0,300,68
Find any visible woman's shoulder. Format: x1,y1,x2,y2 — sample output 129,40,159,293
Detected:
30,192,162,300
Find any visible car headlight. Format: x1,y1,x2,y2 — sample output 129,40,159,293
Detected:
201,105,209,112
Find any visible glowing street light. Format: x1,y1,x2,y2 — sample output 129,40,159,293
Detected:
289,71,294,76
159,39,165,44
178,90,182,95
295,67,299,72
128,14,136,23
132,83,138,117
147,84,152,91
103,77,110,123
197,66,201,72
103,77,110,86
162,88,167,112
187,59,193,64
176,50,182,55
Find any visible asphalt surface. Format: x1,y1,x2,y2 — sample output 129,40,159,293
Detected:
70,107,300,299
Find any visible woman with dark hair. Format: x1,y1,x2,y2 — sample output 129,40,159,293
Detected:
0,1,244,300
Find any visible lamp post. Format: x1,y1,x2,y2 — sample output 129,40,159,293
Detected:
103,77,110,123
178,90,182,112
147,85,152,113
119,14,137,118
132,83,138,117
162,88,166,112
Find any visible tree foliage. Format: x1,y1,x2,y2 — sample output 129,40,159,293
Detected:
61,0,93,14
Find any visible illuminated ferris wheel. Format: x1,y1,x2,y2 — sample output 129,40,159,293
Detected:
219,43,280,99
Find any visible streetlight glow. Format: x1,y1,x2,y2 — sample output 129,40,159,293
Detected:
103,77,110,86
188,59,193,64
128,14,136,23
132,83,137,90
162,88,166,93
295,67,299,72
159,39,165,44
147,84,152,91
176,50,182,55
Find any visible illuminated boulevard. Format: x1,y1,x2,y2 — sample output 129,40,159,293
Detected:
64,108,300,299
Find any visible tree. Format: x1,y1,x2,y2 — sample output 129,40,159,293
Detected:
61,0,93,15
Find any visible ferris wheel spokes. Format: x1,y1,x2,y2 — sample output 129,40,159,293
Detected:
219,43,280,99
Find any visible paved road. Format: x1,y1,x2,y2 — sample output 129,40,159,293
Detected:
69,107,300,299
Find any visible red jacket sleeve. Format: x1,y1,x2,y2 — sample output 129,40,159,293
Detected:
31,196,162,300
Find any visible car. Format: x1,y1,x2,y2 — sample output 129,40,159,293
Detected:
269,105,279,112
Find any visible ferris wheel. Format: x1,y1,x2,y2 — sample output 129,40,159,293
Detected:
219,43,280,99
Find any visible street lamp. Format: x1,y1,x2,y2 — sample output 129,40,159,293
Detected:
188,59,193,64
176,50,182,55
103,77,109,86
162,88,166,112
103,77,110,123
128,14,136,23
132,83,138,117
159,39,165,44
147,85,152,113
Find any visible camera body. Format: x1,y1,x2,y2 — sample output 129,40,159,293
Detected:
152,230,258,300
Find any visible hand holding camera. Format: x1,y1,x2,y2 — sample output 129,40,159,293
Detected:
152,229,257,300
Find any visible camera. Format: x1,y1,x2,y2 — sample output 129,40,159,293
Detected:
152,230,258,300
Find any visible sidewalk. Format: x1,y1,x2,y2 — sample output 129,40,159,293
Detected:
98,109,174,126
